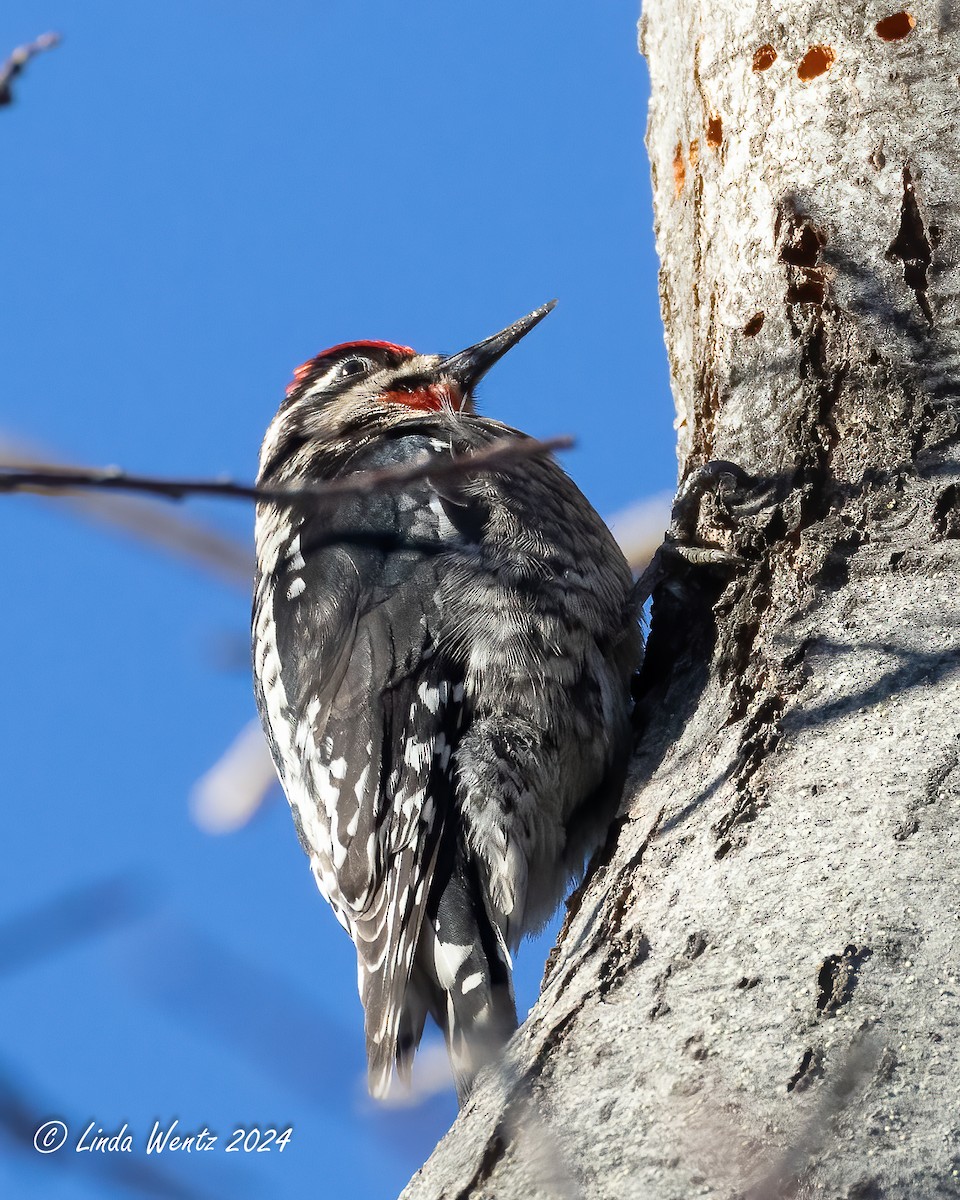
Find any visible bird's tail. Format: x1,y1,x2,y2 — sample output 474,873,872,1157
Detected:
399,856,518,1105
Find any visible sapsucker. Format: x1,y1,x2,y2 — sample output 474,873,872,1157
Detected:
252,302,642,1102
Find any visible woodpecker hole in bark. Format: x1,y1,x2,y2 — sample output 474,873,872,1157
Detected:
706,113,723,149
673,141,686,195
886,166,934,324
684,931,708,960
932,484,960,538
683,1033,708,1061
816,944,872,1014
797,45,837,81
787,273,826,305
778,212,827,306
743,313,765,337
787,1046,824,1093
752,44,777,71
875,12,916,40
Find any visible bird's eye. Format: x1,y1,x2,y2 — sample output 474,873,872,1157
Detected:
338,357,370,380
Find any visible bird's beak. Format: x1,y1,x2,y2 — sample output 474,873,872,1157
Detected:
441,301,557,391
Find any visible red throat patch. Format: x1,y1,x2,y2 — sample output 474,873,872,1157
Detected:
381,382,464,413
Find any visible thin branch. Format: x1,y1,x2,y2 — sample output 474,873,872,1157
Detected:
0,434,574,507
0,875,156,979
0,33,60,107
1,428,254,586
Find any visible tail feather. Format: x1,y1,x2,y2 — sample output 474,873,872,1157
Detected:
395,989,428,1087
421,853,518,1104
363,837,518,1103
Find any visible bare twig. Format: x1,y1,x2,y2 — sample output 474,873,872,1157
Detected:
0,875,155,979
0,431,254,587
0,434,574,508
0,33,60,107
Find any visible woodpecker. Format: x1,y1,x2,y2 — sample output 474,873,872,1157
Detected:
252,302,642,1102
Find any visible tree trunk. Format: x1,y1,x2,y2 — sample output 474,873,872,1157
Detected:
403,4,960,1197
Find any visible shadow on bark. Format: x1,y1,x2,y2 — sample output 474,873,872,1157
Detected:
782,637,960,733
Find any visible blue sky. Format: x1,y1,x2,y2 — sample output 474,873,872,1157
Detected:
0,4,673,1198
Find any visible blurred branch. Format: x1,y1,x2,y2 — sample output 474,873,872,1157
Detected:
0,435,574,508
0,33,60,107
0,874,156,978
606,490,673,574
127,916,458,1161
0,1059,223,1199
128,918,365,1105
0,434,254,587
190,720,278,833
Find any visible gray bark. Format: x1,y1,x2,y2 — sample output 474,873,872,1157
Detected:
402,3,960,1197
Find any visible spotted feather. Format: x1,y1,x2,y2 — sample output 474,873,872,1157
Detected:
253,318,641,1103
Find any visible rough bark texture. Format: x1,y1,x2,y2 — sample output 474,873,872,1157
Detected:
402,4,960,1197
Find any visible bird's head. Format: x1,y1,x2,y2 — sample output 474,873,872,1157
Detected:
258,302,556,480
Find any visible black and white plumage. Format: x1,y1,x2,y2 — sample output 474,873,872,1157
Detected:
252,302,642,1102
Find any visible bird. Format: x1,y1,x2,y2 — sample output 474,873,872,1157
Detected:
252,301,642,1103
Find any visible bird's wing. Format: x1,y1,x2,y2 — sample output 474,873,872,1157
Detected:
256,471,467,1097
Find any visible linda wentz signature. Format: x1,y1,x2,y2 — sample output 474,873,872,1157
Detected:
33,1118,293,1154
